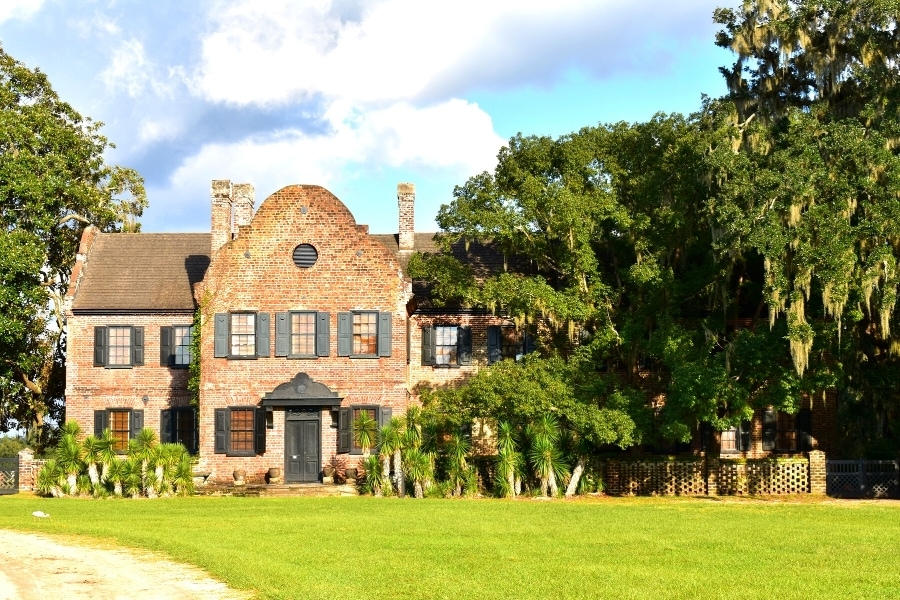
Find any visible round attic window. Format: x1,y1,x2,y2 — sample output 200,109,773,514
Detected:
292,244,318,268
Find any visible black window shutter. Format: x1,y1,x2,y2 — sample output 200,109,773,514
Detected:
214,408,228,454
94,410,108,437
338,407,351,453
94,326,107,367
132,326,144,366
487,325,501,364
316,312,330,357
380,406,393,429
160,326,174,366
214,313,228,357
762,408,777,451
378,312,392,357
256,313,271,357
160,409,173,443
337,312,351,356
275,312,289,357
797,408,813,451
458,326,472,365
421,326,435,366
131,409,144,440
739,420,751,451
255,407,267,454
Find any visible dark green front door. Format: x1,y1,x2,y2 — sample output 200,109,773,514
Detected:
285,417,320,482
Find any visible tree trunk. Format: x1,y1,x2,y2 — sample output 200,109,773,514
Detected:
393,449,404,497
414,481,424,499
548,471,558,497
565,457,585,497
540,475,549,497
514,476,521,496
88,463,100,488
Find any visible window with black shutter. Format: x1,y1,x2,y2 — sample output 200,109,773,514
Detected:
337,311,392,358
93,408,143,451
422,325,471,367
213,406,266,456
214,313,270,359
275,311,330,358
762,408,777,451
160,325,192,368
93,325,143,368
160,407,198,454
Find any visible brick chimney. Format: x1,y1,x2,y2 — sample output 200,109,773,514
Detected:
232,183,255,235
398,182,415,251
211,179,233,255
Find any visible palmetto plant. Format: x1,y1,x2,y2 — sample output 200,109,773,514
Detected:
378,417,405,496
360,454,385,496
403,447,432,499
97,429,119,483
526,414,569,497
81,434,103,490
495,421,520,498
55,430,83,494
105,457,125,496
352,411,378,458
121,457,143,498
172,452,195,496
35,458,63,498
128,428,158,496
445,433,471,497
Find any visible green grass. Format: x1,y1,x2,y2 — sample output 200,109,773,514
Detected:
2,494,899,599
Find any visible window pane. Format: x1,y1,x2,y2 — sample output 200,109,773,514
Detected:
230,314,256,356
230,409,254,452
720,428,738,453
108,327,132,366
174,326,192,366
109,409,130,451
352,313,377,355
291,312,316,355
776,412,797,451
435,325,458,365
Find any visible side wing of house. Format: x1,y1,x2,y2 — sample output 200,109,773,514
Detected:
63,229,210,454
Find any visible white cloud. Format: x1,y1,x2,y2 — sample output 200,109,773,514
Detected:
137,118,182,144
100,39,175,98
169,97,503,191
0,0,44,24
192,0,719,107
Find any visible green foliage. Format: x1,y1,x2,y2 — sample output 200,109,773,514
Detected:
34,423,191,498
412,2,900,453
352,411,377,457
0,45,146,446
0,435,26,457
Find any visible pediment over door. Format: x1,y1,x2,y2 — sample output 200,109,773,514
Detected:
261,372,343,407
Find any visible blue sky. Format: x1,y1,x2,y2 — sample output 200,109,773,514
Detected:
0,0,732,234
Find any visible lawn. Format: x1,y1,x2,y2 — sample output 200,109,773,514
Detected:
2,494,899,599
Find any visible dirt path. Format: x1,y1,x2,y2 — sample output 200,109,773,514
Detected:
0,530,250,600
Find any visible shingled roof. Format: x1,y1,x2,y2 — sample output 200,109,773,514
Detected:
71,233,211,313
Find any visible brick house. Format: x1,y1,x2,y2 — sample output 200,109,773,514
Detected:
62,180,835,486
63,181,524,484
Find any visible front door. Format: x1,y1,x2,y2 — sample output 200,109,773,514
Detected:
285,416,320,482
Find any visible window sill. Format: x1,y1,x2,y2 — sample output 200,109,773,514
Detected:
226,355,259,360
287,355,318,360
226,451,258,457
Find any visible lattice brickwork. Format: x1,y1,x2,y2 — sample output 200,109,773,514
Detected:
614,460,706,496
719,459,809,495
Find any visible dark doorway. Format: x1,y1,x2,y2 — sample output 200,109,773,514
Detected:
285,410,320,483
